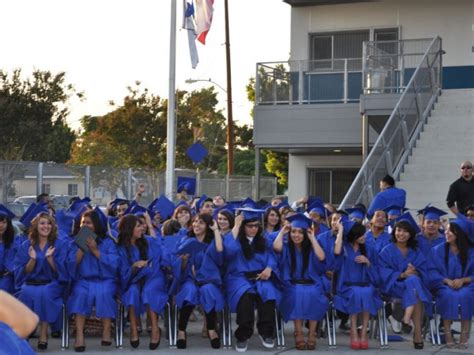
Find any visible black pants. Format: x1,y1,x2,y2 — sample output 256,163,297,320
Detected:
235,292,275,342
178,304,217,332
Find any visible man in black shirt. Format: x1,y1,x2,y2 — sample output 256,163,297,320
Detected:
446,160,474,214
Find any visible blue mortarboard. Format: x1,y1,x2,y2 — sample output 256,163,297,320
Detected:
93,207,109,232
451,214,474,243
20,203,49,229
384,205,408,217
307,200,327,218
346,207,366,221
240,198,257,209
307,196,324,207
287,213,312,230
186,142,208,164
55,209,75,236
196,194,211,212
130,205,149,217
123,200,139,215
177,176,196,195
110,198,129,210
417,206,447,221
235,207,265,222
149,195,176,220
0,204,15,219
275,200,290,210
341,214,357,238
213,206,234,220
176,238,208,255
395,212,421,234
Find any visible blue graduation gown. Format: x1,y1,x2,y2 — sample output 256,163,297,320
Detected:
317,230,337,293
0,241,16,293
118,236,169,315
173,237,224,313
13,239,67,323
67,237,120,318
378,243,432,309
429,243,474,320
367,187,406,218
417,233,445,259
333,242,382,315
0,322,35,355
221,234,281,312
365,230,392,255
278,245,328,321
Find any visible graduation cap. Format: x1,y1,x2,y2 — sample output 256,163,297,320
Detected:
212,206,235,220
176,238,208,255
345,207,366,221
286,213,312,230
177,176,196,195
148,194,176,220
20,203,49,229
274,200,290,211
306,200,329,218
239,198,257,209
110,198,129,210
186,142,208,164
307,196,324,208
340,214,357,239
235,207,265,222
0,204,15,220
195,194,211,212
417,206,447,221
451,214,474,243
384,205,408,218
69,198,91,213
123,200,139,215
55,209,75,236
395,212,421,234
130,205,149,217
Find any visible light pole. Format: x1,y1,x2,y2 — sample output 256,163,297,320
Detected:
185,77,234,176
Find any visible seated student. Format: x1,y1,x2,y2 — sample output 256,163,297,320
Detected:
333,218,382,350
117,214,168,350
367,175,406,219
195,195,214,216
378,213,431,350
307,200,330,236
417,206,447,259
365,209,391,255
429,215,474,349
0,290,38,355
14,212,67,350
0,205,18,294
174,213,224,349
173,205,193,232
222,208,280,352
263,207,281,237
273,214,328,350
66,210,120,352
216,208,235,237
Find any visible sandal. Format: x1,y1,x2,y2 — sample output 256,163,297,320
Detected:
306,331,316,350
294,331,306,350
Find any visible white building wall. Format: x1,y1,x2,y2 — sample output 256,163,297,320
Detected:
288,154,362,202
290,0,473,67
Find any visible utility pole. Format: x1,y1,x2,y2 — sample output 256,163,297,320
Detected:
224,0,234,175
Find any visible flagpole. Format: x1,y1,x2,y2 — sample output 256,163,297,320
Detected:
166,0,177,199
224,0,234,175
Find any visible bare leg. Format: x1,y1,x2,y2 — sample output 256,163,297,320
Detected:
39,321,48,342
360,312,370,342
459,320,470,348
147,306,161,343
129,307,139,341
101,318,111,342
75,315,86,347
403,305,415,324
307,320,317,349
443,320,454,346
412,301,423,343
350,314,359,342
294,319,305,350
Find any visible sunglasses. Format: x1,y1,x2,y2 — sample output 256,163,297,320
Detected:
461,166,472,170
245,223,261,229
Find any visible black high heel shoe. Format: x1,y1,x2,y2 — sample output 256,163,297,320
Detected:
101,340,112,346
207,330,221,349
74,345,86,352
149,327,161,350
37,341,48,350
413,341,424,349
177,331,187,349
130,337,140,348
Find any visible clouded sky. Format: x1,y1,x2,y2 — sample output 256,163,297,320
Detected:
1,0,291,129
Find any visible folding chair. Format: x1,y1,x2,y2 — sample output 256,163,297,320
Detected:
325,299,337,348
166,301,178,348
274,309,285,349
220,306,233,349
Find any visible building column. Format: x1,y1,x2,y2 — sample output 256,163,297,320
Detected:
254,147,261,201
362,114,369,162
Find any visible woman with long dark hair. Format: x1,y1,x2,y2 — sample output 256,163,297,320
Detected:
263,207,281,236
222,209,280,352
14,212,67,350
0,205,17,294
378,216,431,350
333,220,382,349
429,217,474,349
117,214,168,349
174,213,224,349
67,210,120,352
173,205,193,231
217,209,235,236
273,214,328,350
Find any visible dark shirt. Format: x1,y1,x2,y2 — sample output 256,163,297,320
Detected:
446,177,474,213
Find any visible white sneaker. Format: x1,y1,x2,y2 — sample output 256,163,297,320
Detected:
258,335,275,349
389,315,402,334
235,340,248,352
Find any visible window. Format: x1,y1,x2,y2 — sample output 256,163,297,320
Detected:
308,168,359,205
42,184,51,195
68,184,78,196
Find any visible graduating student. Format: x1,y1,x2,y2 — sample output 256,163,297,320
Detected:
307,200,330,236
117,214,168,350
173,204,193,231
67,210,120,352
174,213,224,349
417,206,447,259
367,175,406,219
378,213,431,349
0,205,17,294
333,219,382,350
221,208,280,352
263,207,281,237
365,209,391,255
273,213,328,350
14,212,67,350
429,215,474,349
216,208,235,237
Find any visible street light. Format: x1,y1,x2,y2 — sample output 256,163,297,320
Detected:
185,77,234,175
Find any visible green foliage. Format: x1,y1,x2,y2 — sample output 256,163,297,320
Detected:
0,69,78,162
217,149,270,176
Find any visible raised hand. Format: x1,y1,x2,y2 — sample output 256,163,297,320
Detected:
28,246,37,260
45,246,55,258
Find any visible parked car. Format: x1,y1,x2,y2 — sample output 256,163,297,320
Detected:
13,195,76,211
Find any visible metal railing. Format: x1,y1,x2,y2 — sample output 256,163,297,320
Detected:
363,38,436,94
256,58,363,105
340,37,443,208
0,160,277,211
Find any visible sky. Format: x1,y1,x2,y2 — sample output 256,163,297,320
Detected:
1,0,291,130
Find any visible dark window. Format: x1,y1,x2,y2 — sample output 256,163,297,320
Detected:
308,168,359,205
68,184,78,196
42,183,51,195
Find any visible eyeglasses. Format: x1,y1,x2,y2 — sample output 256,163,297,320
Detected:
245,223,260,229
461,166,472,170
